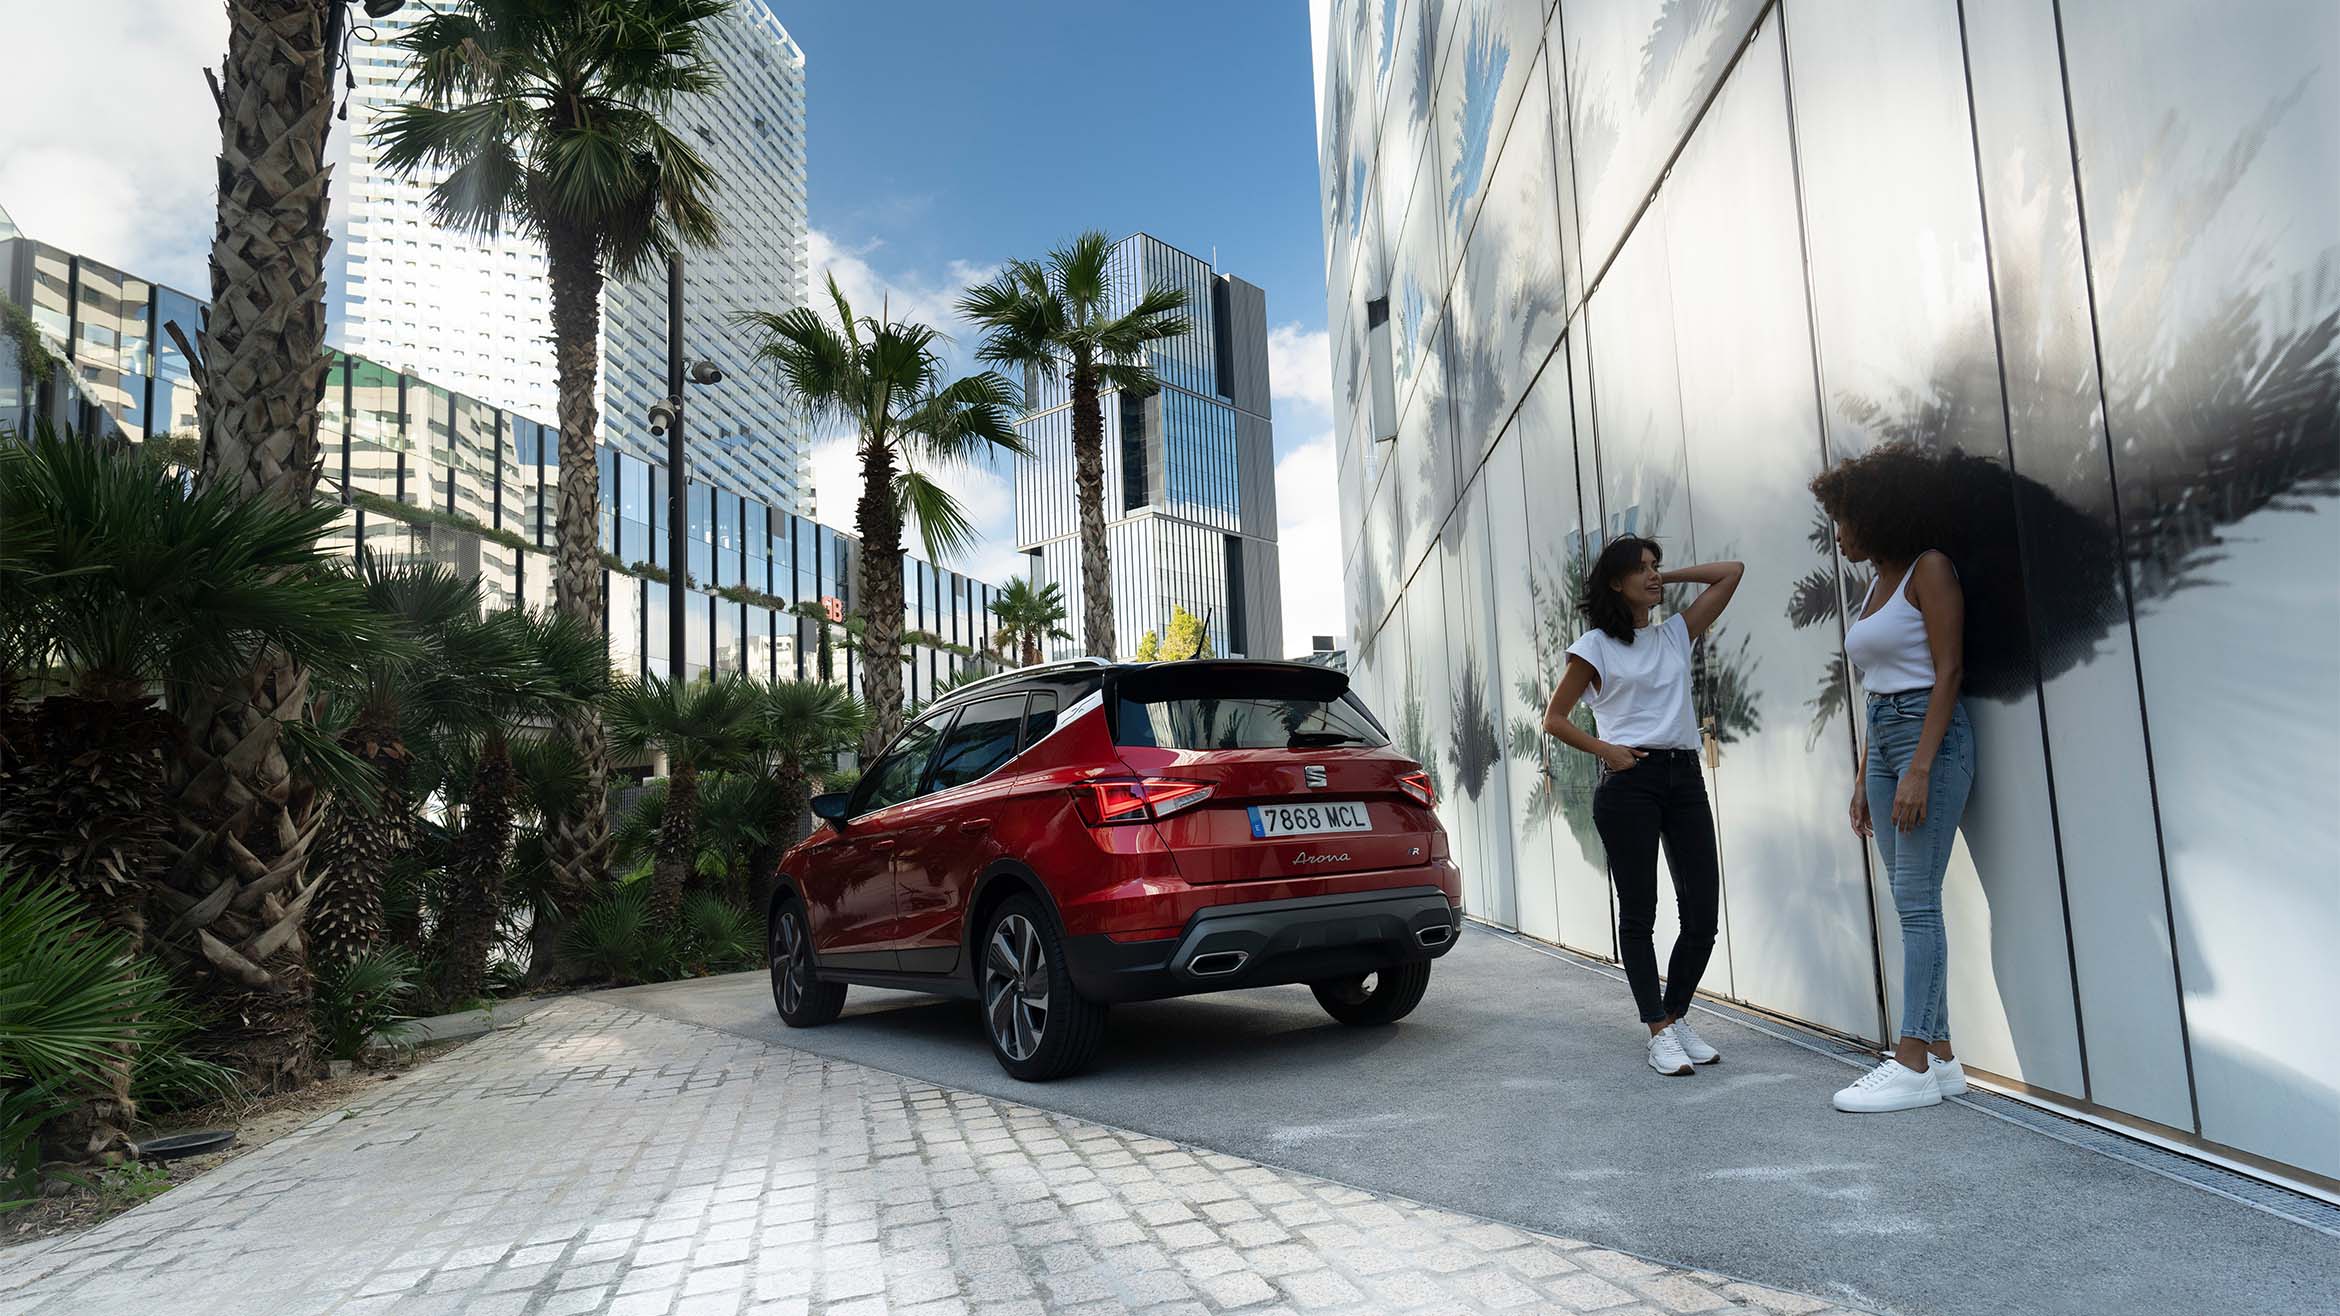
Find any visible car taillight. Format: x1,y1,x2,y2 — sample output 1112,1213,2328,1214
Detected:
1075,777,1215,825
1398,770,1436,808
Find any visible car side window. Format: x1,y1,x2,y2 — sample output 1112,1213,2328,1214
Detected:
1019,690,1061,750
855,713,949,814
924,695,1029,792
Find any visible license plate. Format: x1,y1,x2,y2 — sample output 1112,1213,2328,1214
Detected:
1248,801,1372,838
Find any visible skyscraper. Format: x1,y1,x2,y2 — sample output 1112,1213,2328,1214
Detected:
1011,233,1282,661
339,1,811,513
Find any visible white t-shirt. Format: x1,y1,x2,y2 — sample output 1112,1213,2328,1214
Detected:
1564,614,1699,750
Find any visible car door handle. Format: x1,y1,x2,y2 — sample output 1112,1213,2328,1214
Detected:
869,839,897,852
957,818,991,834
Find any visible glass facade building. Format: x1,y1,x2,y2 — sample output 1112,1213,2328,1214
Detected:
1314,0,2339,1187
1,232,998,711
338,1,813,515
1013,233,1284,660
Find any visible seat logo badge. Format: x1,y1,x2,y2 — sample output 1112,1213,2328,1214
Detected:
1293,850,1350,865
1304,765,1328,788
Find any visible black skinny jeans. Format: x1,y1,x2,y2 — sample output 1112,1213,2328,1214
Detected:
1590,748,1721,1024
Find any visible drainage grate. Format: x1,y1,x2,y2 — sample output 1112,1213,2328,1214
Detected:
1472,923,2340,1238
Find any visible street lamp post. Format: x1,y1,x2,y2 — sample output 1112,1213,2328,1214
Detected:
648,250,725,684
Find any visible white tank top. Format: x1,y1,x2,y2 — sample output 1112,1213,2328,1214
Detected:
1844,551,1950,694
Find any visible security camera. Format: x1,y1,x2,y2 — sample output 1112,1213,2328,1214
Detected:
647,398,679,436
688,360,725,386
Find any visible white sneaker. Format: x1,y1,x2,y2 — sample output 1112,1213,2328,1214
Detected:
1931,1054,1967,1096
1668,1019,1719,1064
1647,1029,1694,1076
1833,1058,1941,1112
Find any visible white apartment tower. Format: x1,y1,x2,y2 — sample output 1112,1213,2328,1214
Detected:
341,1,812,513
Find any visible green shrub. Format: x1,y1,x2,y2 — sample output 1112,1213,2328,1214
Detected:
128,991,242,1118
561,883,654,983
313,948,422,1062
680,893,760,973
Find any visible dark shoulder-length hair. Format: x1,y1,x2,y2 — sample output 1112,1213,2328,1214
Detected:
1579,535,1662,645
1808,441,1955,565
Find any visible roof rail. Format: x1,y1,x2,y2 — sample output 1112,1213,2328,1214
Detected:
932,655,1115,704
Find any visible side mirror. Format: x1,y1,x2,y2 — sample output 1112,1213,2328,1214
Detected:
809,792,851,828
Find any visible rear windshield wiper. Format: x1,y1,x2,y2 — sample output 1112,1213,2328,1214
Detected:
1287,731,1371,748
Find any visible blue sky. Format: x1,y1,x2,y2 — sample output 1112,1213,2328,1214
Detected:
0,0,1346,649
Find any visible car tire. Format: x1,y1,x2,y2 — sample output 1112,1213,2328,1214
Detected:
769,896,846,1028
979,894,1107,1081
1311,960,1433,1025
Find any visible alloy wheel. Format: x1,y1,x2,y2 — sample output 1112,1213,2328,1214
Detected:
774,909,808,1015
983,913,1050,1061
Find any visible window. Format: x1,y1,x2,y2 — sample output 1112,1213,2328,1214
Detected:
924,695,1029,792
853,713,948,814
1111,666,1385,751
1019,690,1062,748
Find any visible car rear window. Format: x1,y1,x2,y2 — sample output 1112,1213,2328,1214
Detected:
1111,665,1388,751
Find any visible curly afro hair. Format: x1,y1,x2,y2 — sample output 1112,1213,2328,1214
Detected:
1808,441,1958,564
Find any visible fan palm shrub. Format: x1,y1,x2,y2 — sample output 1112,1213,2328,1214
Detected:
740,281,1026,753
748,680,867,909
0,871,171,1173
377,0,730,908
309,558,493,971
606,674,766,928
0,430,390,1104
431,609,609,1005
313,947,421,1064
959,233,1192,657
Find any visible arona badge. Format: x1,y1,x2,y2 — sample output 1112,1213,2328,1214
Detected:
1292,850,1351,865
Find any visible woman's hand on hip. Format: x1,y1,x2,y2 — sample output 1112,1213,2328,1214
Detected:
1849,787,1872,839
1891,765,1931,832
1596,741,1646,773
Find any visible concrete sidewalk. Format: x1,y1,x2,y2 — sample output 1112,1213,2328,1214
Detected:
602,927,2340,1316
0,999,1859,1316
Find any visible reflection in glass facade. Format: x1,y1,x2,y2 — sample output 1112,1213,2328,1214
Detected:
2,233,1000,717
1013,233,1284,659
1315,0,2340,1184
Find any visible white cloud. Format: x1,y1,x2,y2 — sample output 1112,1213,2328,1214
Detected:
806,228,996,363
1267,322,1333,414
1274,434,1346,653
0,2,223,290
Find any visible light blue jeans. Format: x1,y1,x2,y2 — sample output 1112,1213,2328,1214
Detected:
1865,690,1975,1043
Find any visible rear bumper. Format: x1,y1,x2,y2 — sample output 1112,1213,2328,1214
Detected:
1062,885,1461,1004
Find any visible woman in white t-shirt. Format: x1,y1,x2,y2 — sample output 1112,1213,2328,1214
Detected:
1541,537,1744,1076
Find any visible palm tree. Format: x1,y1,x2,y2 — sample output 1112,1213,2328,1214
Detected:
0,430,390,1132
959,232,1193,657
376,0,729,913
605,673,767,928
988,577,1073,666
308,558,492,972
748,679,867,910
431,608,609,1005
739,279,1026,754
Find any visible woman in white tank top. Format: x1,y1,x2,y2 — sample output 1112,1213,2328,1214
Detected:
1811,444,1978,1115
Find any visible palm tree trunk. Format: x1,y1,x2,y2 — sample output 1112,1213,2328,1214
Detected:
542,223,614,929
198,0,333,501
649,763,702,930
434,736,515,1005
162,0,339,1100
856,443,907,757
307,727,409,972
1069,362,1116,658
159,663,329,1095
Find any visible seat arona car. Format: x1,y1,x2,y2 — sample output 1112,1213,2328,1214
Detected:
766,658,1461,1079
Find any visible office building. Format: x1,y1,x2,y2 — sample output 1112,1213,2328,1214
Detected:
1012,233,1283,660
2,227,997,712
1314,0,2338,1187
339,0,812,514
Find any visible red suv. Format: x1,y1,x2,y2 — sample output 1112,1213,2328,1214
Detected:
766,658,1462,1079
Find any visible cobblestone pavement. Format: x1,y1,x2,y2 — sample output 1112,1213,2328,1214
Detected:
0,1001,1871,1316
